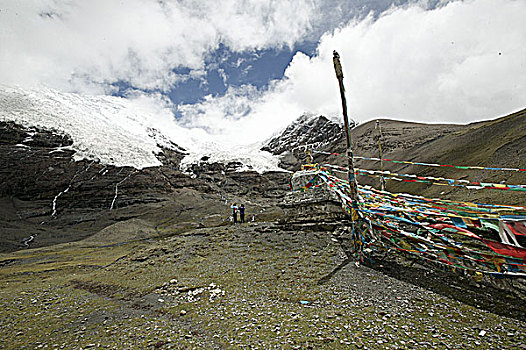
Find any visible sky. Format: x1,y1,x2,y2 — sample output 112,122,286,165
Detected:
1,0,526,147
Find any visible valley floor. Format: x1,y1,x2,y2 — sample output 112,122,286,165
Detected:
1,222,525,349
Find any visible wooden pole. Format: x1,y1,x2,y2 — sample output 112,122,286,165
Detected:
332,51,358,203
306,149,313,165
375,120,385,191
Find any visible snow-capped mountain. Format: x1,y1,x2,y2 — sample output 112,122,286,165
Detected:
0,84,346,252
2,82,525,254
0,84,293,252
0,117,290,252
262,113,343,155
0,85,281,173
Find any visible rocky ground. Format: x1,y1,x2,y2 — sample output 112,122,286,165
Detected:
1,208,525,349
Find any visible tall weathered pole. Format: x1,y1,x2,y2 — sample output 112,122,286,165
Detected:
332,51,358,204
375,120,386,191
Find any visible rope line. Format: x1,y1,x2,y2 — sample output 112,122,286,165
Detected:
321,163,526,192
311,150,526,172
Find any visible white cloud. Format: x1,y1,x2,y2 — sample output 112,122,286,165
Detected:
1,0,525,160
179,0,526,148
0,0,317,93
321,0,526,123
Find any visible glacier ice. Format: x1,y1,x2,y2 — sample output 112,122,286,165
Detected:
0,85,283,173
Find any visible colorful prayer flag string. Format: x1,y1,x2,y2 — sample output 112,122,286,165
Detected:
311,150,526,172
290,167,526,277
321,163,526,192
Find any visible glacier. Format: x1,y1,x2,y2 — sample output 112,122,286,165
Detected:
0,85,283,173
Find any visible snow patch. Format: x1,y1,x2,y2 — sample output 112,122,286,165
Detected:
180,143,283,174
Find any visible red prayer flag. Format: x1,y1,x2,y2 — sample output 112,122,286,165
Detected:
482,240,526,259
505,221,526,236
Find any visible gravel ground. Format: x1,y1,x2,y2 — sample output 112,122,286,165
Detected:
1,223,525,349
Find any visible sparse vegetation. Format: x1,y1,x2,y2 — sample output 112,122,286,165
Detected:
1,221,524,349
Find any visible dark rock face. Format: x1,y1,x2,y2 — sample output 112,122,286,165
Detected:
186,160,290,198
0,121,290,252
0,121,182,206
261,115,345,170
0,122,171,251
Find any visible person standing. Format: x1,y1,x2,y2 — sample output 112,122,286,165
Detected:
231,203,238,224
239,204,245,223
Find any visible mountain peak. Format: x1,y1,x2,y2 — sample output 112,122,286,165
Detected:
261,114,342,156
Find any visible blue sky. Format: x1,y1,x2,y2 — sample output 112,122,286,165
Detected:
167,44,301,106
109,0,431,108
107,43,311,119
1,0,525,146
